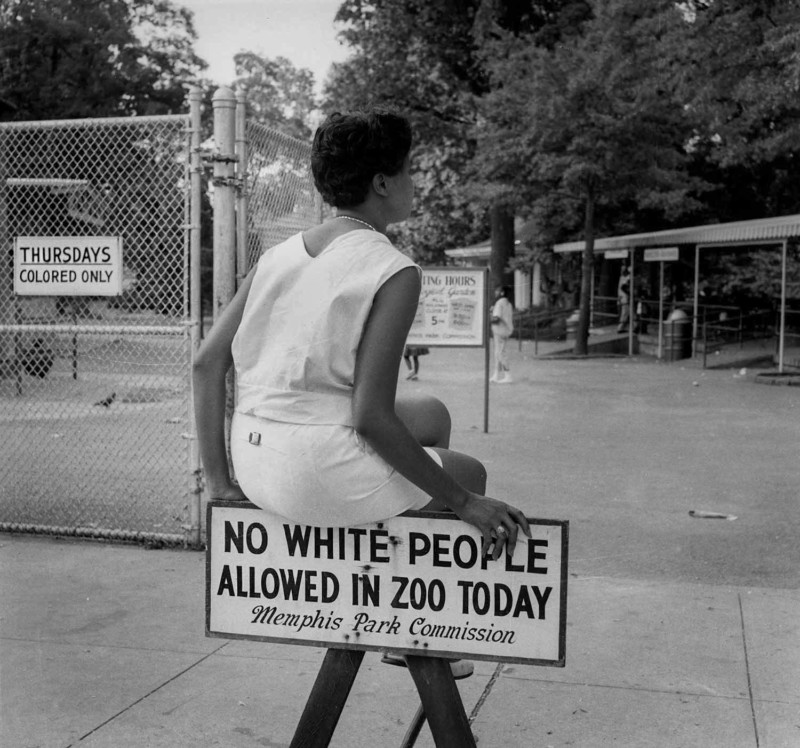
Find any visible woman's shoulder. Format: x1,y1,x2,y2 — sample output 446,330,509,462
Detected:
255,232,304,264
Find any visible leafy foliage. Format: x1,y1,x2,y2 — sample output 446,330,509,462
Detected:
233,52,317,140
0,0,206,120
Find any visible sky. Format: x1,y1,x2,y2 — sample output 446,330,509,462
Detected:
176,0,351,91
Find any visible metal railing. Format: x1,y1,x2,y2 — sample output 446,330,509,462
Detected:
699,308,773,366
514,307,577,354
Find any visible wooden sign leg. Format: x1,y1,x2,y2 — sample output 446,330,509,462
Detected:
289,648,365,748
400,703,426,748
404,656,477,748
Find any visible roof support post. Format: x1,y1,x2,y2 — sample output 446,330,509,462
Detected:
693,245,700,356
779,239,787,373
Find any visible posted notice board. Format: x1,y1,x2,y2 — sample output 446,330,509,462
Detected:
405,268,487,347
14,236,123,296
207,502,568,666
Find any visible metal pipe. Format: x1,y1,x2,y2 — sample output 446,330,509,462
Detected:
235,91,249,285
212,86,237,322
779,239,787,372
188,87,204,548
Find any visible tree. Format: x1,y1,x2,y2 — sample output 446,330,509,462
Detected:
674,0,800,221
325,0,593,277
473,0,705,353
0,0,207,121
325,0,492,261
232,53,317,140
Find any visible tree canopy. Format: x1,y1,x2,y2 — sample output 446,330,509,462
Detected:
325,0,800,350
232,52,317,140
0,0,206,120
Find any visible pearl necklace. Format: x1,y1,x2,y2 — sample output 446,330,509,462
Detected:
337,215,377,232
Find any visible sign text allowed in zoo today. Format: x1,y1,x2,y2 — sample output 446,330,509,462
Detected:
207,502,567,666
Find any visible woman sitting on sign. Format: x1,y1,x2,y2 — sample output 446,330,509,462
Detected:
193,109,530,563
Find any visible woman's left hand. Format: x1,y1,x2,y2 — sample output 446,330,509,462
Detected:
456,493,531,560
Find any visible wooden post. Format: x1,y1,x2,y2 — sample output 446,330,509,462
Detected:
289,648,365,748
289,650,475,748
405,656,476,748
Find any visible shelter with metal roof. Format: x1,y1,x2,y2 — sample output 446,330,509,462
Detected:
553,214,800,371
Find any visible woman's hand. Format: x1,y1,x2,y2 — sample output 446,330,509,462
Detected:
455,493,531,560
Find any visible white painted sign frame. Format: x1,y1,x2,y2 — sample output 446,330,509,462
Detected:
206,502,568,667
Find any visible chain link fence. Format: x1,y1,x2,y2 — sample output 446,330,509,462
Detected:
242,120,321,272
1,98,325,547
0,114,197,545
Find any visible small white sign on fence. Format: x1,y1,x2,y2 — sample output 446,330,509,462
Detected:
405,268,487,347
13,236,123,297
207,502,568,666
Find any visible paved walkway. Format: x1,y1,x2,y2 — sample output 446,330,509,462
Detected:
2,348,799,747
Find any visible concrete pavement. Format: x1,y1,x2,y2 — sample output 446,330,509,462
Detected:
2,347,799,747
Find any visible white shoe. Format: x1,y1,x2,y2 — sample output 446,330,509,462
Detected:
381,653,474,679
489,375,498,383
497,374,513,383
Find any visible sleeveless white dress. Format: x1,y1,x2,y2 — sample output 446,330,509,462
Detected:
229,230,436,527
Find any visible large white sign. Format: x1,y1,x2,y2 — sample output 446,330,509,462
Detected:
405,268,487,347
14,236,123,296
207,503,567,666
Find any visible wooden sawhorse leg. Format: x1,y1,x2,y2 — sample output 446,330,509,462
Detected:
401,656,476,748
290,649,476,748
289,648,365,748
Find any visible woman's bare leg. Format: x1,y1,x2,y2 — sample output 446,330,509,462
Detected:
395,392,487,509
395,393,451,448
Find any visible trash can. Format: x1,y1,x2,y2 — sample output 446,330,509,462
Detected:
565,310,580,341
663,308,692,361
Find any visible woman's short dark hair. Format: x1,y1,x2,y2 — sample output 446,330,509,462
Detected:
311,110,412,208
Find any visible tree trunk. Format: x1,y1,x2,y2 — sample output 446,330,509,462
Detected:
490,204,515,300
574,189,595,355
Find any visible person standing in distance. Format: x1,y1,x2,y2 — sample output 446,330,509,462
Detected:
617,265,631,333
490,285,514,383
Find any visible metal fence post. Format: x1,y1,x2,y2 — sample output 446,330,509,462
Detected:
212,86,238,495
187,86,204,547
212,86,237,320
0,137,15,379
235,91,249,287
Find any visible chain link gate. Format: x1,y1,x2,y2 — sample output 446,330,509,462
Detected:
0,111,201,546
240,117,322,274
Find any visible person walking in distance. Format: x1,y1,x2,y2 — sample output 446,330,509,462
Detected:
403,344,428,380
490,285,514,383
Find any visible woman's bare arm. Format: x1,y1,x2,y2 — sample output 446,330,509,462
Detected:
352,268,530,557
191,270,256,500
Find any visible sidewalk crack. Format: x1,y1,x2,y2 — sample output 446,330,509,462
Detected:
738,592,760,748
65,641,230,746
468,662,505,724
